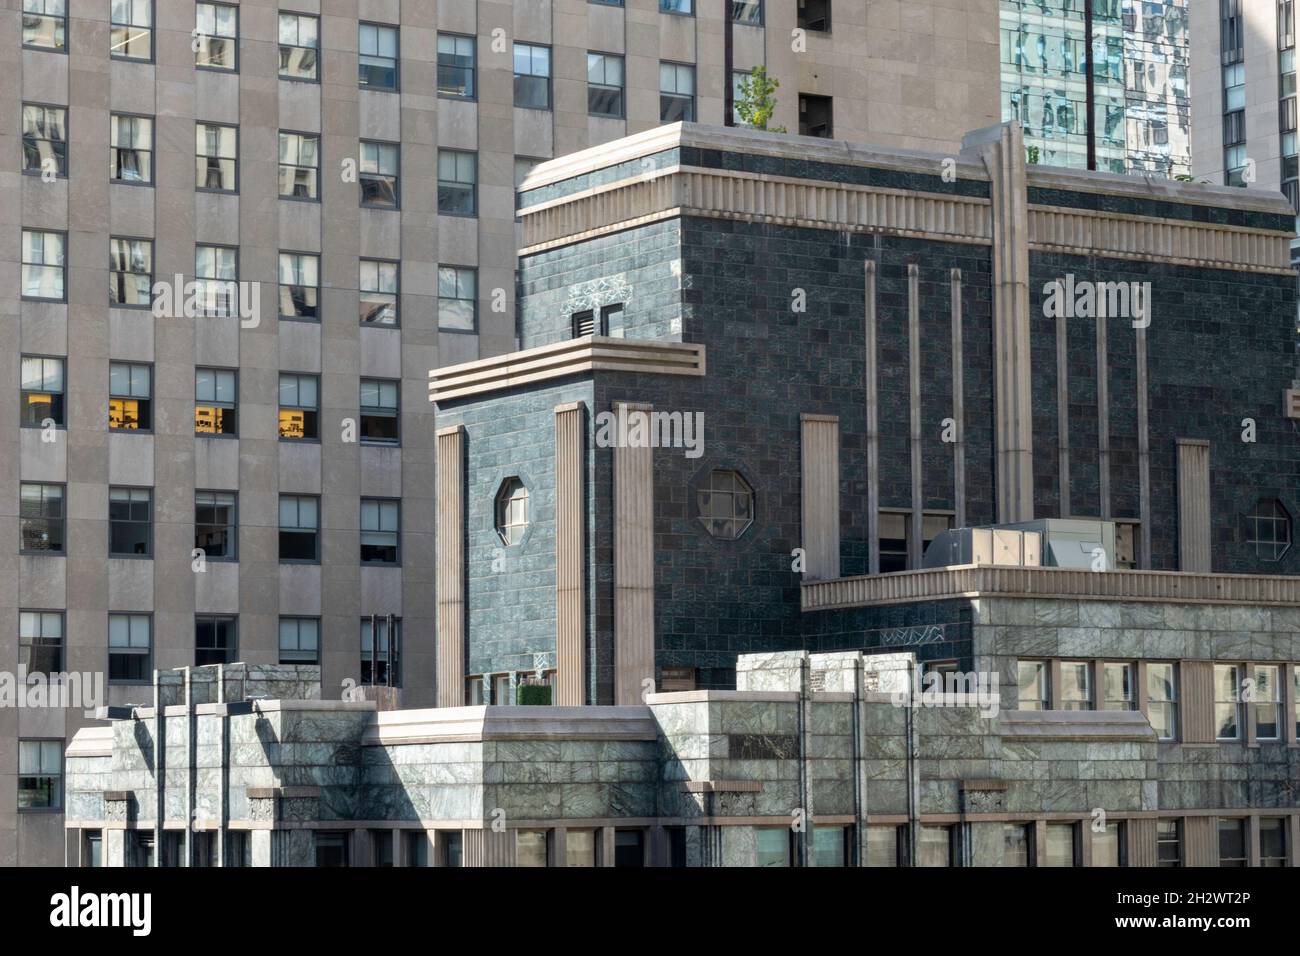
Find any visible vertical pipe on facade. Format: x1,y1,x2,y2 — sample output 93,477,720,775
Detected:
723,6,734,127
1085,0,1098,170
798,654,811,867
217,667,227,866
185,667,195,867
387,612,396,688
864,260,880,574
905,657,918,866
153,669,163,866
951,269,966,530
370,613,378,689
852,656,865,867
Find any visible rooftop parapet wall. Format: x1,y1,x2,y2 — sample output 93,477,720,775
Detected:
802,565,1300,611
516,123,1295,273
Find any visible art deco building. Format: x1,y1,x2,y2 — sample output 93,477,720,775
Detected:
64,120,1300,867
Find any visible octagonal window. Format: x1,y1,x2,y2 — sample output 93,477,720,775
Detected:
495,478,529,546
697,469,753,539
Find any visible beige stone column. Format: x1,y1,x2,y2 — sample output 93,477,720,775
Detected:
614,403,654,704
966,123,1034,522
864,261,880,574
800,414,840,580
1176,439,1211,572
436,425,466,707
555,402,587,705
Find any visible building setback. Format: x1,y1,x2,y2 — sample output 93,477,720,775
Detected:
433,120,1297,699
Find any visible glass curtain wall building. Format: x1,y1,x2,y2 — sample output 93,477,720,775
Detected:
1001,0,1190,177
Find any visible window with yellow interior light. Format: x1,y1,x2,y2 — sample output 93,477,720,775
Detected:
195,367,237,436
109,361,151,430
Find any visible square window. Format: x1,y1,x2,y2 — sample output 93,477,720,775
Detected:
1044,822,1079,866
22,104,67,177
514,43,552,109
1157,818,1182,867
438,33,475,98
278,132,319,199
111,0,152,60
23,0,66,51
1145,662,1179,741
1017,660,1049,710
109,487,152,557
359,23,399,91
20,483,65,554
279,13,318,80
279,495,319,562
1003,823,1032,867
1214,664,1243,740
360,140,399,208
109,238,153,308
195,490,236,560
437,149,477,216
18,740,62,810
360,616,401,686
660,62,696,122
587,53,624,117
279,252,319,320
360,378,400,444
360,259,399,325
111,114,153,183
438,266,477,330
278,617,319,665
195,366,237,435
195,2,238,71
21,230,66,300
279,373,319,440
515,829,550,867
21,355,65,427
196,123,238,191
1217,818,1247,866
109,613,152,682
195,615,236,666
109,361,152,429
361,498,400,564
20,610,63,676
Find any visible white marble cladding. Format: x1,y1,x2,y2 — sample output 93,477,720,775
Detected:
974,597,1300,663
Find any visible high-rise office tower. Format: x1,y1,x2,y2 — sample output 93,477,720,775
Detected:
1190,0,1299,262
1001,0,1191,176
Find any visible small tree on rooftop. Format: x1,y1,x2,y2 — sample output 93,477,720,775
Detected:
735,66,787,133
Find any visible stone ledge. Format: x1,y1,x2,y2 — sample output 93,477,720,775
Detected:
646,690,803,704
1000,709,1157,741
682,780,763,793
247,787,321,800
363,705,660,746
